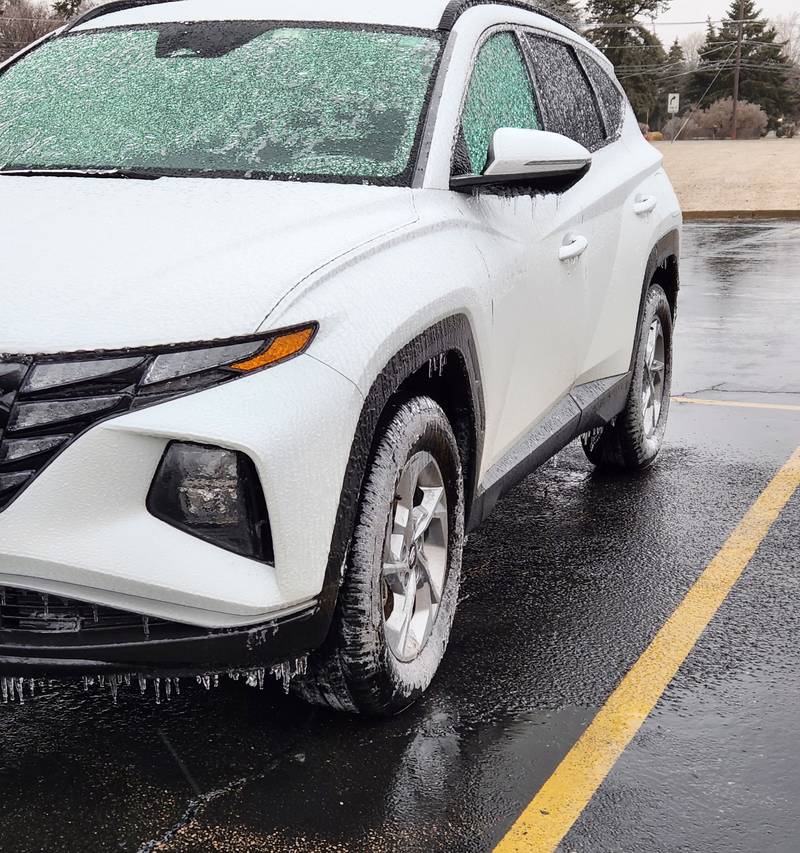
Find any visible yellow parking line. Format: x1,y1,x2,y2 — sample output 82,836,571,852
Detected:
495,446,800,853
672,397,800,413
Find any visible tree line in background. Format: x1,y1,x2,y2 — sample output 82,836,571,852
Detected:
0,0,798,138
544,0,799,137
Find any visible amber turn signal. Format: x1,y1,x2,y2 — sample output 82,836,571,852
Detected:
230,325,316,373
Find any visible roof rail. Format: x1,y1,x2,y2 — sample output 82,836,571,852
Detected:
62,0,183,33
438,0,578,33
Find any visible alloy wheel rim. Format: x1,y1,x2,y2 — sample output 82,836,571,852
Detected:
642,317,666,438
381,451,449,663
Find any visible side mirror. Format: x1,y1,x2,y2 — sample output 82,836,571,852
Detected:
451,128,592,193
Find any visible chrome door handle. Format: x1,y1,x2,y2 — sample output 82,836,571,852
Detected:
559,233,589,262
634,195,658,216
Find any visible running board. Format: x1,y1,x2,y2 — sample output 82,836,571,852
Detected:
467,373,631,531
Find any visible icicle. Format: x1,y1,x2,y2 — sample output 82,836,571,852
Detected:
270,657,307,694
142,615,150,639
174,677,181,696
14,678,24,704
165,679,172,701
109,675,119,705
257,668,265,690
42,593,49,617
0,588,5,605
154,677,161,705
99,674,106,687
201,675,211,691
1,677,8,704
92,604,99,623
271,663,291,694
123,673,131,686
29,679,35,697
213,674,219,689
138,674,147,695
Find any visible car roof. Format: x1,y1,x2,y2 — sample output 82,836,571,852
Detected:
72,0,576,34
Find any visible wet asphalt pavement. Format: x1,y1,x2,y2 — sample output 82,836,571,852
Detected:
2,220,799,853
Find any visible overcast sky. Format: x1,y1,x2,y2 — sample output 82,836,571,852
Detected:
651,0,796,43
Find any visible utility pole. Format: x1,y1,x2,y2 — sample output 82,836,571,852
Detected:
731,0,745,139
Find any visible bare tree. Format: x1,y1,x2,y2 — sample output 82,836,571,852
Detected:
773,13,800,65
680,30,705,70
0,0,60,63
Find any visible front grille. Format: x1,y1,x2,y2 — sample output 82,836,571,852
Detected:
0,344,252,512
0,587,168,635
0,355,147,511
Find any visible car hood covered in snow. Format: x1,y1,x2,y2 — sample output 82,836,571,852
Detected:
0,177,417,354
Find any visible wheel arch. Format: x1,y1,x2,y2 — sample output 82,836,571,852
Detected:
630,228,680,372
317,315,485,626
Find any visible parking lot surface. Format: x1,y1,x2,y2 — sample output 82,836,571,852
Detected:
1,220,798,853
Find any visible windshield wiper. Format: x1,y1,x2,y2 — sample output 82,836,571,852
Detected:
0,167,162,180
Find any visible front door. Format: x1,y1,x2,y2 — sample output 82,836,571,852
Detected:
451,30,587,469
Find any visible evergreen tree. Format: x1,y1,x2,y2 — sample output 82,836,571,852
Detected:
540,0,582,26
685,0,795,126
585,0,670,125
51,0,83,18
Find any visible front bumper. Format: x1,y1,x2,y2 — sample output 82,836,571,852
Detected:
0,351,363,632
0,591,329,678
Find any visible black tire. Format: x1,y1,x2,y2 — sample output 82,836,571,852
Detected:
294,396,465,716
582,284,673,471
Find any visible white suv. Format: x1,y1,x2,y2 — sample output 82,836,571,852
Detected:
0,0,681,713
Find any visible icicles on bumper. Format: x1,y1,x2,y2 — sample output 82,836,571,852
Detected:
1,657,307,706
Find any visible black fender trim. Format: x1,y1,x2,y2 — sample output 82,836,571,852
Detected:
318,315,486,627
630,228,680,373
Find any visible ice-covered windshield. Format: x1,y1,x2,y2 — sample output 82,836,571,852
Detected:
0,23,442,182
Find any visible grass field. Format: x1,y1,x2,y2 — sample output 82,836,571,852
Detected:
653,139,800,216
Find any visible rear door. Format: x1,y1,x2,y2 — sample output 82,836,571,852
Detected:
521,35,639,386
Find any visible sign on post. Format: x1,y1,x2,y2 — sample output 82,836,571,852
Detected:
667,93,680,115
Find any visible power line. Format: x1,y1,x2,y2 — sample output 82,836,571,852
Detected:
583,18,761,29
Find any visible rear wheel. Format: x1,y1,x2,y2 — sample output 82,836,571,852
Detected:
294,396,465,716
582,284,673,471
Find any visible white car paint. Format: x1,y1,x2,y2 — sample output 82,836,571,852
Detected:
0,179,417,352
0,0,681,628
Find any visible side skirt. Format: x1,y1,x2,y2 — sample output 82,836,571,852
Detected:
467,372,631,531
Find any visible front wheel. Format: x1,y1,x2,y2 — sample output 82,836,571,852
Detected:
294,396,465,716
582,283,673,471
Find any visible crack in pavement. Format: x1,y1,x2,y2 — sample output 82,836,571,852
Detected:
135,728,312,853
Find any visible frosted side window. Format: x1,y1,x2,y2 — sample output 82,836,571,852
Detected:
580,52,625,138
460,32,540,175
524,36,605,151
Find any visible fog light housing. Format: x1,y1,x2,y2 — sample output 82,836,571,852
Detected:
147,442,273,563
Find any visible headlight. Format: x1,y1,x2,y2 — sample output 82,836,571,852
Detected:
0,323,316,511
147,442,272,562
